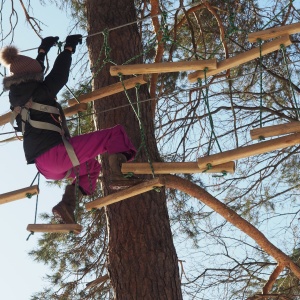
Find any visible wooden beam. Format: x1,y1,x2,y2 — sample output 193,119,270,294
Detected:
121,161,235,174
27,224,82,234
0,185,39,205
85,178,164,210
188,35,292,82
110,59,217,76
248,22,300,42
250,122,300,140
0,112,10,126
0,103,88,127
68,75,147,106
197,133,300,169
64,103,88,117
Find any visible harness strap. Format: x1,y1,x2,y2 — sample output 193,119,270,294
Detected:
30,102,60,115
11,102,80,168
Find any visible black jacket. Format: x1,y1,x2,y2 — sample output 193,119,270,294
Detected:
8,50,72,164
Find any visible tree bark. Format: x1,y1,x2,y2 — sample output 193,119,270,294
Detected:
85,1,183,299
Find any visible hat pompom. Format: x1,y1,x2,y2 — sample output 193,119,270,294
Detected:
0,46,19,66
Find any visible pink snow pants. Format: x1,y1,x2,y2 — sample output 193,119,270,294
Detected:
35,125,136,195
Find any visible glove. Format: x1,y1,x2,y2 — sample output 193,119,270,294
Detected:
38,36,59,54
64,34,82,53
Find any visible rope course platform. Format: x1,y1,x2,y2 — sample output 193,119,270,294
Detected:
68,75,147,106
85,177,164,210
197,133,300,169
27,223,82,234
110,59,217,76
250,122,300,140
121,161,235,174
248,21,300,42
0,185,39,205
188,35,292,82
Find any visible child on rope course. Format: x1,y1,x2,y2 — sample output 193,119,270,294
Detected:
0,35,136,224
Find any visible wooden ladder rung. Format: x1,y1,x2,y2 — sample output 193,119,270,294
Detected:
0,185,39,205
64,103,88,117
110,59,217,76
0,103,87,127
85,178,164,210
248,22,300,42
27,224,82,234
121,161,235,174
250,122,300,140
197,133,300,169
68,75,147,106
188,35,292,82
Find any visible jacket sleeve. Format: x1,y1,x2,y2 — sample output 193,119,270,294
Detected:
43,50,72,97
36,52,46,71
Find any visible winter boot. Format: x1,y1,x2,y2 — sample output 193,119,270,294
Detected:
109,153,127,180
108,153,143,190
52,184,79,224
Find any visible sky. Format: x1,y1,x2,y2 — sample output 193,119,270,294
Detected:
0,3,81,299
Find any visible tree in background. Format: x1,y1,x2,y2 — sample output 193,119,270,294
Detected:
1,0,300,299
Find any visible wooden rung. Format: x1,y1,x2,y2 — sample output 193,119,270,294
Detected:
0,185,39,205
68,75,147,106
0,103,88,127
110,59,217,76
248,22,300,42
188,35,292,82
0,112,11,126
250,122,300,140
0,136,22,143
85,178,164,210
197,133,300,169
64,103,88,117
121,161,235,174
27,224,82,234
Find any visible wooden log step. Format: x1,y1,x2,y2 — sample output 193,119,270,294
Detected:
197,133,300,169
110,59,217,76
27,224,82,234
248,22,300,42
0,112,11,127
68,75,147,106
121,161,235,174
85,178,164,210
0,103,88,127
188,35,292,82
0,185,39,205
250,122,300,140
64,103,88,117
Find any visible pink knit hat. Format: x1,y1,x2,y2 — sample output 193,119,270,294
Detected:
0,45,43,90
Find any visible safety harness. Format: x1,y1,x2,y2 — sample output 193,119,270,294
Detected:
10,99,80,176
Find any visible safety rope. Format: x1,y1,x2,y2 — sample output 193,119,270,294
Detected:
258,39,265,141
26,172,40,241
280,43,300,120
119,75,156,180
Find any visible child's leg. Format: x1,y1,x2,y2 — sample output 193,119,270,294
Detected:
70,159,101,195
35,124,136,190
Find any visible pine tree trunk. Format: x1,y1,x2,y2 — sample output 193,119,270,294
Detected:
85,1,183,299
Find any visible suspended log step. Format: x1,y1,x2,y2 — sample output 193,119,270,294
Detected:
68,75,147,106
110,59,217,76
0,103,88,126
27,224,82,234
0,185,39,205
197,133,300,169
188,35,292,82
248,22,300,42
64,103,88,117
86,177,164,210
121,161,235,174
250,122,300,140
